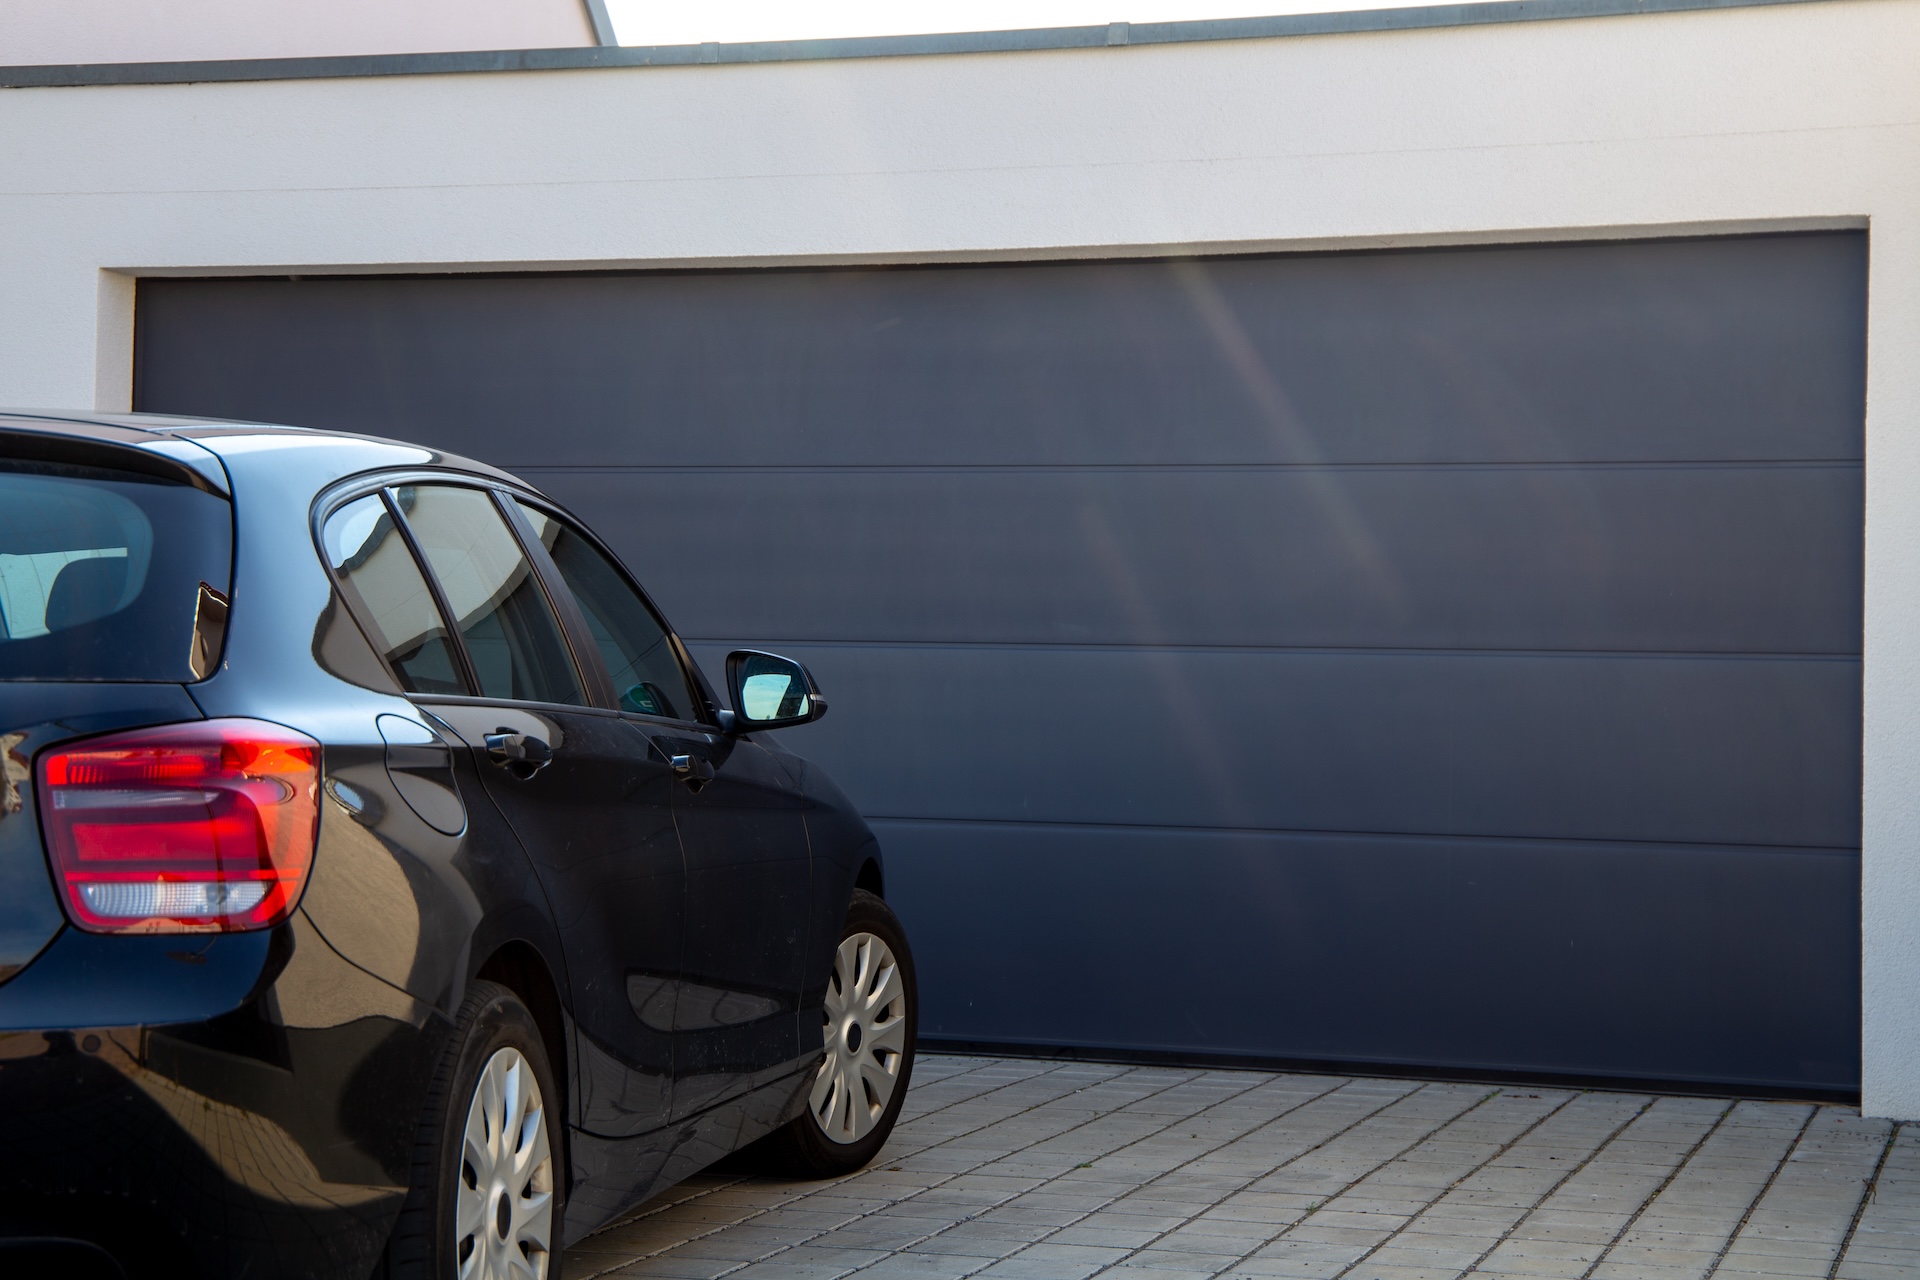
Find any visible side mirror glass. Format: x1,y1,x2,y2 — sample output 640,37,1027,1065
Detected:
725,650,828,731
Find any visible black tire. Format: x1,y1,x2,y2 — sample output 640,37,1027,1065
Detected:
376,980,566,1280
759,889,918,1177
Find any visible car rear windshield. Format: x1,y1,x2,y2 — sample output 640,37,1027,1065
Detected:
0,458,233,682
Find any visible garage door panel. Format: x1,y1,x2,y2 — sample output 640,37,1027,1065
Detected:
545,462,1862,655
884,819,1858,1091
694,643,1860,849
134,235,1866,471
135,230,1866,1089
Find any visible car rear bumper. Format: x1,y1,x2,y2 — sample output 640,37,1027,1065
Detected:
0,918,446,1279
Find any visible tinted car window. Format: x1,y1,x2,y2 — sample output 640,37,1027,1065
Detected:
321,493,466,695
516,500,702,722
397,485,584,707
0,460,231,682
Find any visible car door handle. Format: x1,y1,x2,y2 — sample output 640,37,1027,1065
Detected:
486,730,553,778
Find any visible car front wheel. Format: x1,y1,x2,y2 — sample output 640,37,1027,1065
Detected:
766,889,918,1176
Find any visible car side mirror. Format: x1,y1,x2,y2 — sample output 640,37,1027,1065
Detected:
725,650,827,731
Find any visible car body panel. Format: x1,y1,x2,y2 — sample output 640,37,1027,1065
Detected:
662,725,814,1120
424,698,682,1140
0,918,441,1278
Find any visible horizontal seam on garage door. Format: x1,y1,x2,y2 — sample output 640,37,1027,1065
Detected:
681,638,1863,661
513,459,1866,474
862,813,1862,854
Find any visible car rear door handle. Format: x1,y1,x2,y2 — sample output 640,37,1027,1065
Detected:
486,730,553,778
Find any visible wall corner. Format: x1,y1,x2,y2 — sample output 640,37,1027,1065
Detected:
94,270,135,412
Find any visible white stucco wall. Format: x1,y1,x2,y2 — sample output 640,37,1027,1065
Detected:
1,0,1917,1112
0,0,596,65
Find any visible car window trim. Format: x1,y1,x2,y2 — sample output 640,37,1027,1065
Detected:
376,486,485,698
385,480,597,711
663,631,719,723
406,691,626,720
505,493,721,731
311,481,475,698
491,487,619,711
317,470,574,704
313,467,713,722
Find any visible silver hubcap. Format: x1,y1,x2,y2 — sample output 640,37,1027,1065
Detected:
811,931,908,1144
456,1047,554,1280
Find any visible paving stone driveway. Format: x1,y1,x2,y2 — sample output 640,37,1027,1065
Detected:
564,1055,1920,1280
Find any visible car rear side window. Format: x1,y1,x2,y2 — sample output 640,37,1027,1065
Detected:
321,493,466,695
0,460,232,682
395,485,585,707
515,500,703,722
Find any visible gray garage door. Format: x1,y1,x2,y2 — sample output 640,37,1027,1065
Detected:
134,232,1866,1094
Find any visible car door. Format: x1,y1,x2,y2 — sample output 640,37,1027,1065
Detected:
506,498,814,1122
376,481,684,1142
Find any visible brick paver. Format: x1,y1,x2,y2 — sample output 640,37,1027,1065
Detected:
564,1057,1920,1280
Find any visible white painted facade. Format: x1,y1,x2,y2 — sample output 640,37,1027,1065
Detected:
0,0,598,65
0,0,1916,1112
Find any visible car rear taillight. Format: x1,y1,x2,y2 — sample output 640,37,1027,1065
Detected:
37,718,321,934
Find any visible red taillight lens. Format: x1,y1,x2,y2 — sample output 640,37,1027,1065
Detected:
37,718,321,934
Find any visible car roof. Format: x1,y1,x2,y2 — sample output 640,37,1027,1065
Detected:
0,407,526,489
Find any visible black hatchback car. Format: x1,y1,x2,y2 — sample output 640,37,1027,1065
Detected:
0,411,916,1280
